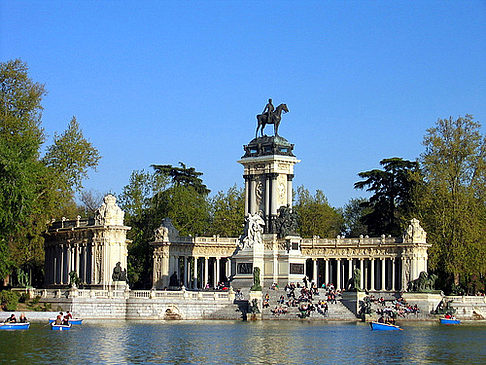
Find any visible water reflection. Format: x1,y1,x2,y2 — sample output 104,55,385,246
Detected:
0,321,485,364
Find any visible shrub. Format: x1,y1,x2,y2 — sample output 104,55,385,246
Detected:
0,291,20,311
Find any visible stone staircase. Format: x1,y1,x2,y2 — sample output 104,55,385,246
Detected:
261,289,357,320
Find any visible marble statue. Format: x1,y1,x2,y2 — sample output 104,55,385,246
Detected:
95,194,125,226
403,218,427,243
241,211,265,249
154,218,180,242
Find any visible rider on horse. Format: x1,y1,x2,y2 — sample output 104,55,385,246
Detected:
262,98,274,124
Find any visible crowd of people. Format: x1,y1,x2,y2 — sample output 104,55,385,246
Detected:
263,278,340,318
364,295,420,319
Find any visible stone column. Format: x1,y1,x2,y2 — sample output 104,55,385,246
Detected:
287,174,294,206
381,258,386,291
216,258,221,286
226,258,231,280
312,259,317,284
204,257,209,288
265,175,270,222
392,258,396,291
370,258,375,291
336,259,341,290
192,257,198,289
348,258,352,285
271,174,278,215
359,259,364,290
183,256,188,287
60,245,64,284
325,259,329,285
83,245,88,283
244,175,250,215
250,177,256,215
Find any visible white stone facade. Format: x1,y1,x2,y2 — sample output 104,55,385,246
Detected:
44,195,130,288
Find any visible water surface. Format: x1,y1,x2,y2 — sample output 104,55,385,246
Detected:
0,321,485,364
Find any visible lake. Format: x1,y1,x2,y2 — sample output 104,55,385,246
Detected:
0,321,485,364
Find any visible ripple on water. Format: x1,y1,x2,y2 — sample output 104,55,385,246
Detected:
0,321,485,364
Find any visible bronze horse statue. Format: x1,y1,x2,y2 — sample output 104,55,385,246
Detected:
255,103,289,138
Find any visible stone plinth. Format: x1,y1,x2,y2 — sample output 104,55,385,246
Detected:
402,292,442,314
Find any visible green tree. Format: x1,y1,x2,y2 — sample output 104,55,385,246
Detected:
0,59,101,283
43,116,101,200
293,186,343,238
119,164,211,288
208,185,244,237
354,157,420,236
0,59,46,280
342,198,370,237
420,115,486,291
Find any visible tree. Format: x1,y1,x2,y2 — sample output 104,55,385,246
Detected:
0,59,46,280
420,115,486,291
43,116,101,199
293,186,343,238
208,185,244,237
0,59,101,283
80,190,105,216
151,162,210,195
354,158,420,236
342,198,370,237
119,164,211,288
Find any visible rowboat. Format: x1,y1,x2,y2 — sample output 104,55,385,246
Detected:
0,322,30,330
370,322,403,331
49,318,83,325
51,323,72,331
440,318,461,325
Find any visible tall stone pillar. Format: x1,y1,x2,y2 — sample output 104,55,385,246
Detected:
381,258,386,291
325,259,329,285
359,259,364,290
250,177,257,215
216,258,221,285
370,259,375,291
287,174,294,206
244,175,250,215
270,174,278,216
204,257,209,288
336,259,341,290
392,259,396,291
348,258,352,284
313,259,317,284
265,175,270,225
60,245,64,284
226,258,231,280
183,256,188,287
193,257,198,289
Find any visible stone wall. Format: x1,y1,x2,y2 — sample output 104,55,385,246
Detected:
36,288,242,320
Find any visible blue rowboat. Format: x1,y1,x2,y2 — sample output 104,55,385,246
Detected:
51,323,72,331
49,318,83,325
0,322,30,330
370,322,403,331
440,318,461,325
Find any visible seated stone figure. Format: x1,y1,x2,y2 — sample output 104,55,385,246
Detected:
112,262,127,282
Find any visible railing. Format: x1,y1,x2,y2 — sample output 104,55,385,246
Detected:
445,295,486,304
20,288,231,301
301,236,399,247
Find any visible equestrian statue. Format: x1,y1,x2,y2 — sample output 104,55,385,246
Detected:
255,98,289,138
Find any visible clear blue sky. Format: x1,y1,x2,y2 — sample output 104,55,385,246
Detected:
1,1,485,208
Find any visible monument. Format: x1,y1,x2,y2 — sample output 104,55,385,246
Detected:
231,99,307,288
